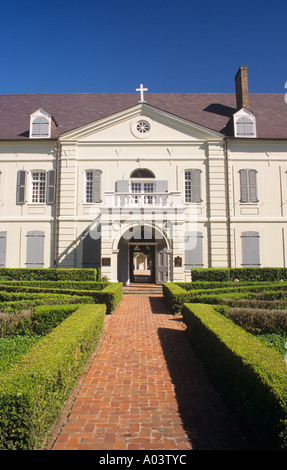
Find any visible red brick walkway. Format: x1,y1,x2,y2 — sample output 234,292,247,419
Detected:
48,294,248,450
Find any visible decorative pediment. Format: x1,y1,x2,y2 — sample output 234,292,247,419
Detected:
59,103,224,143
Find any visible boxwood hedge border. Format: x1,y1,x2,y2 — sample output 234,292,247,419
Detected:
0,303,106,450
182,303,287,449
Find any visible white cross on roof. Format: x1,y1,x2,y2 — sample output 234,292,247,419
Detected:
136,84,148,102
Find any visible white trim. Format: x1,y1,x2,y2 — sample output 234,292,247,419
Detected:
233,108,257,138
29,108,52,139
29,170,47,204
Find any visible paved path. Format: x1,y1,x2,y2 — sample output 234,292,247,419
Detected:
48,294,249,450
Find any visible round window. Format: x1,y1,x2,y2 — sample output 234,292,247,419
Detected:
136,120,150,134
131,117,152,138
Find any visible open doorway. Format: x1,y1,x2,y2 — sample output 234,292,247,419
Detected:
117,225,169,285
130,244,155,283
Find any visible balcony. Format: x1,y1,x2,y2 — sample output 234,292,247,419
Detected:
105,191,182,208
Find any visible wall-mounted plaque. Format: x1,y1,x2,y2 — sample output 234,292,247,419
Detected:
174,256,182,267
102,257,111,266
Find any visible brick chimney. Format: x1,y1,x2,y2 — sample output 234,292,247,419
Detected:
235,66,249,109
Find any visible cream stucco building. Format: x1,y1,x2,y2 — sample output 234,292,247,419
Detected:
0,66,286,283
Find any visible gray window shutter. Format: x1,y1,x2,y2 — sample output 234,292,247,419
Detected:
26,231,45,268
46,169,56,204
32,117,49,137
236,117,255,136
240,169,258,203
82,231,101,268
155,180,168,193
115,180,130,192
241,231,260,267
191,169,201,203
16,170,26,205
248,169,258,203
240,169,248,203
0,231,7,267
185,231,203,268
92,169,101,203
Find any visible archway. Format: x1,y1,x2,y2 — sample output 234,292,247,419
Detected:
116,224,170,285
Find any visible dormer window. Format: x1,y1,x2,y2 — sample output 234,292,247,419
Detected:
236,117,255,136
233,108,256,138
30,108,52,138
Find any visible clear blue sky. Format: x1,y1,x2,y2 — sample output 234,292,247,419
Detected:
0,0,286,94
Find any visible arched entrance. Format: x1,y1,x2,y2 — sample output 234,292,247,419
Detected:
117,224,170,285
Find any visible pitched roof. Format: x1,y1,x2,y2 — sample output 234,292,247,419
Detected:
0,92,286,140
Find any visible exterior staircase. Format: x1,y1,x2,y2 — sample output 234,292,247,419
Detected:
123,283,163,295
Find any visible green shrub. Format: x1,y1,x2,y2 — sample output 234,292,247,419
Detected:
0,280,108,290
0,311,34,337
220,298,287,310
0,268,101,282
191,268,231,282
190,267,287,282
162,283,188,313
163,282,287,313
0,294,93,315
0,282,122,314
0,303,106,450
226,307,287,335
0,304,80,338
182,303,287,449
91,282,123,314
32,304,80,336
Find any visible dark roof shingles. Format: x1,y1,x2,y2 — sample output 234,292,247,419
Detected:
0,93,286,140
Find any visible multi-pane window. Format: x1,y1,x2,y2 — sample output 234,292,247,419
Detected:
131,181,154,204
31,172,46,203
144,182,154,193
185,171,192,202
131,182,141,193
85,169,101,203
144,182,154,204
185,169,201,203
85,171,94,203
239,169,258,203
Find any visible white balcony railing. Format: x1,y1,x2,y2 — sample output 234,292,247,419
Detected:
105,191,182,208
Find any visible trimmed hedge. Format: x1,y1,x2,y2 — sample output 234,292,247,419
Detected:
0,303,106,450
0,280,108,290
0,282,123,314
182,303,287,449
225,308,287,335
0,294,93,314
0,268,101,281
191,267,287,282
0,304,80,337
163,282,287,313
91,282,123,314
162,283,189,313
